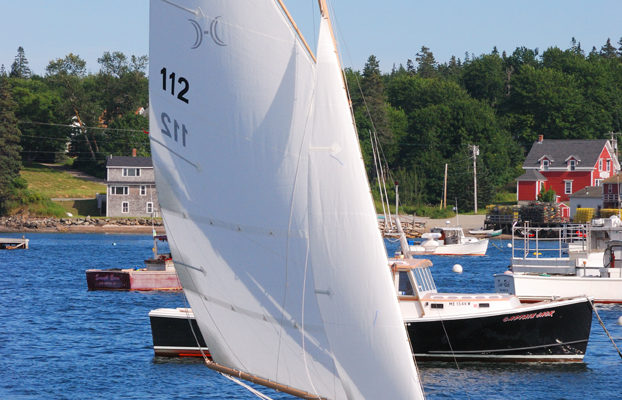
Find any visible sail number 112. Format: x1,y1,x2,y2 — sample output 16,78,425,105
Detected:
160,67,189,104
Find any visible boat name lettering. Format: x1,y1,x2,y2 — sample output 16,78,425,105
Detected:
161,112,189,147
503,310,555,322
95,274,120,282
160,67,189,104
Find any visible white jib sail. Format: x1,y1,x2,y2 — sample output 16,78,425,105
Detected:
148,1,423,399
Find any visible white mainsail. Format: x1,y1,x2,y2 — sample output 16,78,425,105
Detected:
149,1,424,399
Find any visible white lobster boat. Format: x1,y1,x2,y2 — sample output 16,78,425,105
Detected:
409,227,489,256
495,218,622,303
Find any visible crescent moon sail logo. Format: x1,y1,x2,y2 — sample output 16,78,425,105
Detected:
188,16,227,49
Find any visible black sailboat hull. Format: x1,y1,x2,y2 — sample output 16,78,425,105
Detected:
406,298,593,362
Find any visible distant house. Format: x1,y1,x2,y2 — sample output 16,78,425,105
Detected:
516,135,619,204
602,173,622,209
568,185,603,218
105,151,160,218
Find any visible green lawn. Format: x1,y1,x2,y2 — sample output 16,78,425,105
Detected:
53,199,101,217
20,163,106,199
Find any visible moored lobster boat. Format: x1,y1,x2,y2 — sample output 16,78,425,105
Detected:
149,308,209,357
393,258,592,361
148,256,593,362
409,227,489,256
495,219,622,303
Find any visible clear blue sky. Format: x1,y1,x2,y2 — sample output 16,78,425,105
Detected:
1,0,621,75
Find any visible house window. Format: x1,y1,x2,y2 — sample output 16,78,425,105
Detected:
564,181,573,194
599,159,603,171
146,202,153,214
110,186,129,195
608,184,614,194
607,159,611,171
122,168,141,177
140,185,147,196
595,179,602,186
122,202,129,213
542,160,549,170
569,159,576,171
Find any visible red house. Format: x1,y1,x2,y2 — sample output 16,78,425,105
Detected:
516,135,619,204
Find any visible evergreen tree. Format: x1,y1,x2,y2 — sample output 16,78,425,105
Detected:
416,46,437,78
360,55,397,166
9,46,31,79
0,76,23,213
600,38,617,58
0,64,6,77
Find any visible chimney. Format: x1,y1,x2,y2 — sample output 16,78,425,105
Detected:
538,135,544,143
132,148,137,157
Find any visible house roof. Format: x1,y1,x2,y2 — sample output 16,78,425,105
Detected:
106,156,153,168
523,139,610,169
568,185,603,199
516,169,547,181
603,173,622,184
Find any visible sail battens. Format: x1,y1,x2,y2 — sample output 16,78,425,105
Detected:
174,261,204,273
150,136,200,169
161,207,304,238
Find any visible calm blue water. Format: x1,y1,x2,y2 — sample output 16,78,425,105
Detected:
0,233,620,399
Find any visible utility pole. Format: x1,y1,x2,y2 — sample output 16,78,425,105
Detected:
442,163,448,209
609,131,621,169
470,145,479,213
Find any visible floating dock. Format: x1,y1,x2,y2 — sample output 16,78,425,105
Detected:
0,237,29,250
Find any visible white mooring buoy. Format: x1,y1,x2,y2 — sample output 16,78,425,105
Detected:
617,316,622,326
452,264,463,274
507,243,512,248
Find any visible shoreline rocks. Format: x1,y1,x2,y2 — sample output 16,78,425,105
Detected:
0,216,165,233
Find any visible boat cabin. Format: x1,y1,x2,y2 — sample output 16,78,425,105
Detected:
390,258,521,320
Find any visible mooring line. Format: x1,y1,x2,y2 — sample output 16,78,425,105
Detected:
589,298,622,360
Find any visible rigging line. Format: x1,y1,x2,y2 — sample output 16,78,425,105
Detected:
436,312,473,400
279,61,321,397
220,373,275,400
370,129,389,224
18,120,147,133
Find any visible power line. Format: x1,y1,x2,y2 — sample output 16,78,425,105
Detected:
18,120,147,133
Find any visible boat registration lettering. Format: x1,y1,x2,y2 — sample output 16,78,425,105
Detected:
448,301,470,306
503,310,555,322
160,112,189,147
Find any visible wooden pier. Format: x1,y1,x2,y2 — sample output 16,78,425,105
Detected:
0,237,29,250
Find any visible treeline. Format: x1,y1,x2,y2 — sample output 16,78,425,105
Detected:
0,47,149,213
2,37,622,214
347,37,622,211
2,47,149,176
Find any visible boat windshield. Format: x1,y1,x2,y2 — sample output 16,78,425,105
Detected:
400,267,437,294
443,229,461,244
398,271,415,295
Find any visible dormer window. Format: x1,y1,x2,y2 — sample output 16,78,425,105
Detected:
541,159,549,170
569,159,576,171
